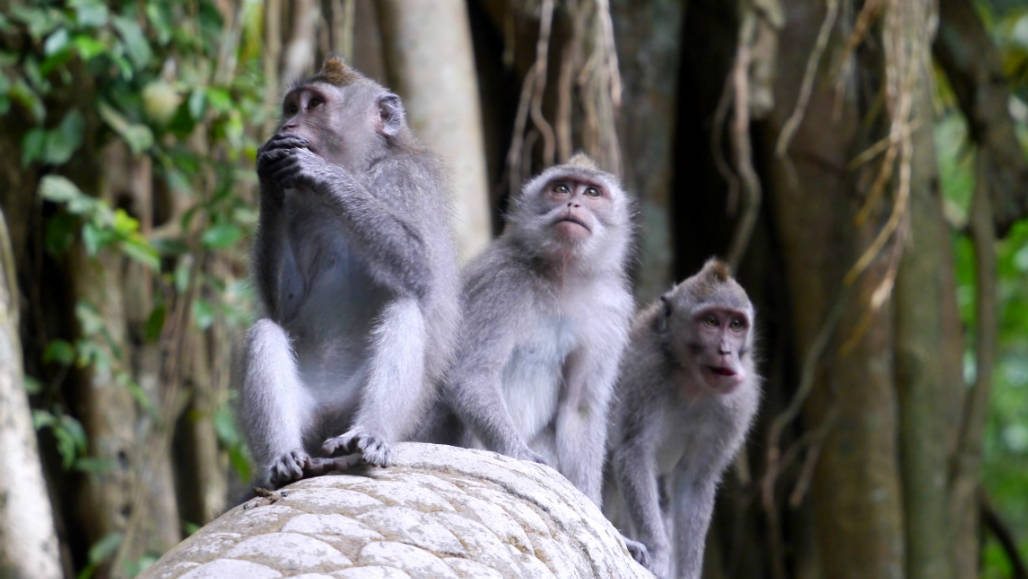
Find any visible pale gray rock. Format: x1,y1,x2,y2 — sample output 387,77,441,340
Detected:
141,443,651,578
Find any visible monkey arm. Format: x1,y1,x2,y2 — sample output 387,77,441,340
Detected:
265,146,435,299
446,263,539,460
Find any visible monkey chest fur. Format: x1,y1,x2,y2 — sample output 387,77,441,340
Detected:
275,197,387,393
656,394,747,479
501,315,579,438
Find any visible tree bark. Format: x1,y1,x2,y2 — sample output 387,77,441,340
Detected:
378,0,493,262
763,1,906,576
0,209,62,579
610,0,683,301
893,62,963,579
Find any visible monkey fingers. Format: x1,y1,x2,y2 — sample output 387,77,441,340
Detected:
261,148,323,189
623,536,650,569
268,448,311,488
259,133,313,153
322,429,392,468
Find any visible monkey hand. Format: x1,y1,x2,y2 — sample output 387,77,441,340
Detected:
257,134,315,186
322,428,392,468
258,134,341,193
622,536,650,569
268,448,311,489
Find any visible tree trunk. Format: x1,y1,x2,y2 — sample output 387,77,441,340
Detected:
893,62,963,579
0,209,62,579
610,0,683,301
763,1,906,576
378,0,493,261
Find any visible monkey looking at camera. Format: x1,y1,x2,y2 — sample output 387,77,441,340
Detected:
239,56,460,489
605,259,760,579
425,154,635,505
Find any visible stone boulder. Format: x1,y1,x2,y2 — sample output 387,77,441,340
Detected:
142,443,650,578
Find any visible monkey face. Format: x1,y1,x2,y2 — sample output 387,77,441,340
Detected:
275,80,400,172
542,179,612,242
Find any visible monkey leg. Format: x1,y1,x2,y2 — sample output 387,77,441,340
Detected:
323,297,427,467
241,319,311,489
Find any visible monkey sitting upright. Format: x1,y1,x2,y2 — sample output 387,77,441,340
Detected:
239,56,460,489
424,154,635,505
604,259,761,579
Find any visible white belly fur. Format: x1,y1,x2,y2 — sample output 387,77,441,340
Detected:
501,316,578,441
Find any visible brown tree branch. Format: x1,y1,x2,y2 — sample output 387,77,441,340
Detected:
980,489,1028,579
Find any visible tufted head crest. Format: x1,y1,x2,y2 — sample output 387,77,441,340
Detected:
310,54,363,86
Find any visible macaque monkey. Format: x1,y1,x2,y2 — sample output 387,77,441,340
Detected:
239,56,459,489
428,154,634,505
605,259,760,578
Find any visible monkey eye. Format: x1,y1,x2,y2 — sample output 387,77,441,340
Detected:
284,102,298,116
584,186,602,197
704,315,719,328
552,182,570,195
308,95,324,110
729,317,746,331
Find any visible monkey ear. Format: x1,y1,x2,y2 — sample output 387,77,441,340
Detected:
376,93,405,138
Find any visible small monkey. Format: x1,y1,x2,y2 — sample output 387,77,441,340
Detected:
425,154,635,505
605,259,760,578
239,56,459,489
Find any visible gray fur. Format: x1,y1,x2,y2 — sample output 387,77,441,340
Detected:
240,65,459,489
427,158,634,505
605,260,761,578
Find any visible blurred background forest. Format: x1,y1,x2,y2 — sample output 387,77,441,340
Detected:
1,0,1027,578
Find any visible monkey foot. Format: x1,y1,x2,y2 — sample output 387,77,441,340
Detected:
623,536,650,569
322,429,392,467
268,449,311,488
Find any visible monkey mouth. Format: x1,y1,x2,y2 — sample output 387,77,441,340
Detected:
706,366,737,377
554,216,591,232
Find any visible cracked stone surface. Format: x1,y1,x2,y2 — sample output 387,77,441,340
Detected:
141,443,651,578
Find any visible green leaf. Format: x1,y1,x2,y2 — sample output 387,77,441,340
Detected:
44,340,76,365
144,303,166,342
97,101,153,154
188,88,205,119
193,299,215,330
32,409,56,430
11,6,63,40
22,129,46,166
205,87,232,112
112,209,139,235
87,533,123,566
119,237,159,270
71,0,109,28
73,35,107,60
145,2,172,45
111,16,151,69
9,79,46,123
43,109,85,165
45,212,77,256
174,257,191,293
39,175,85,203
82,222,102,255
201,222,242,248
43,28,69,56
23,375,42,395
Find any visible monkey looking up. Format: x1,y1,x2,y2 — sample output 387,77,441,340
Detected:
604,259,761,579
427,154,635,505
239,56,460,489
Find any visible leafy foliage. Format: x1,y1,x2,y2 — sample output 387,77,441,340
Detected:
1,0,264,572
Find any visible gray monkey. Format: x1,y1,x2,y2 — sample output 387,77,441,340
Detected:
239,56,459,489
425,154,635,505
605,259,761,578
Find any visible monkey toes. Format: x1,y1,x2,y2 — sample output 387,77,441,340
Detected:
269,448,311,488
322,429,392,467
623,537,650,569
